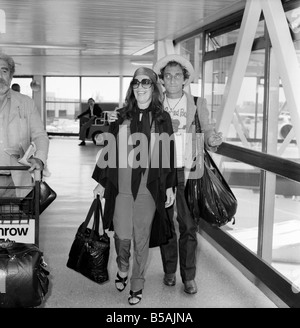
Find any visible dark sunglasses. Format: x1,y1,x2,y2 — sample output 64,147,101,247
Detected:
132,78,152,89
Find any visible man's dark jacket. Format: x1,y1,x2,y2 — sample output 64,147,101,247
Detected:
77,104,103,118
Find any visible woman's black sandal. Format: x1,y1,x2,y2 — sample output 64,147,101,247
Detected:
115,272,128,292
128,289,143,305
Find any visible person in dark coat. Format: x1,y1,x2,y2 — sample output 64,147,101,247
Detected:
77,97,103,145
92,67,177,306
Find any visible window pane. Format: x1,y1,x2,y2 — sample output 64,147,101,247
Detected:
204,56,231,123
179,37,201,73
217,153,260,254
204,50,265,150
45,77,80,133
272,178,300,290
179,36,203,97
45,102,80,133
206,20,264,50
46,77,80,101
82,77,120,103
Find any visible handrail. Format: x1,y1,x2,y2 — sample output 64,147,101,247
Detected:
0,166,41,182
0,166,30,170
216,142,300,183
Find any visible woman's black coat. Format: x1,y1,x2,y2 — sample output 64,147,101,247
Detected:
92,109,177,247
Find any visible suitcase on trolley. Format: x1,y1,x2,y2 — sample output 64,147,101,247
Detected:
0,239,49,308
0,166,50,308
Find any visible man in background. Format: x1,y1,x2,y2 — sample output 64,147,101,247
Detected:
76,97,103,146
0,54,49,200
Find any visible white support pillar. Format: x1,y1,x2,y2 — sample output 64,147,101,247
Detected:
258,51,279,262
232,114,251,147
0,9,5,34
261,0,300,153
268,51,280,156
153,39,175,63
32,75,45,127
193,37,201,84
216,0,262,135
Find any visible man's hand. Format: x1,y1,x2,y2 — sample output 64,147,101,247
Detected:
27,157,44,172
208,132,223,147
165,187,176,208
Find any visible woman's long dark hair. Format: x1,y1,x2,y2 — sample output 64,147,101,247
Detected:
118,79,165,123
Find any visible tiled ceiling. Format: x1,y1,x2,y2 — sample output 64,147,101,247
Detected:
0,0,245,76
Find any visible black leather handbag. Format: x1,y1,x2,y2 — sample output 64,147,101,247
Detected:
38,181,57,213
0,239,50,308
66,197,110,284
22,180,57,215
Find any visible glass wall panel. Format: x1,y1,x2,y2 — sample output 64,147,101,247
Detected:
203,56,231,124
82,76,131,111
81,77,119,103
204,50,265,150
217,153,260,253
45,76,131,134
177,1,300,303
45,77,80,133
269,82,298,161
267,21,300,290
46,77,80,101
45,102,80,133
179,37,202,75
180,36,204,97
206,20,264,50
272,177,300,290
276,25,300,163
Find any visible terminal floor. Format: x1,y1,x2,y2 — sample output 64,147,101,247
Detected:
38,137,277,308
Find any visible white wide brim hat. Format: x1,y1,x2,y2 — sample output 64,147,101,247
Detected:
153,54,195,86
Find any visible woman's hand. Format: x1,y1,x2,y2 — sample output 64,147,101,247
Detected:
108,108,119,124
165,187,175,208
93,183,105,199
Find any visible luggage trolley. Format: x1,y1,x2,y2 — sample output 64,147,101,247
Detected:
0,166,41,246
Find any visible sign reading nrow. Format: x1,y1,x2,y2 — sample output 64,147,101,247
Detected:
0,220,35,243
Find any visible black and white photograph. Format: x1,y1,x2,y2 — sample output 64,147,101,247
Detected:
0,0,299,314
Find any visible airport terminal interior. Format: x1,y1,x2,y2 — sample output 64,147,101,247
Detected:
38,136,277,308
0,0,300,308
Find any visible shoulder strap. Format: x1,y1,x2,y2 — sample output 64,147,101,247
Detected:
82,197,101,237
193,97,202,133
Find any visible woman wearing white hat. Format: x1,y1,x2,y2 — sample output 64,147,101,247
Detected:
153,54,222,294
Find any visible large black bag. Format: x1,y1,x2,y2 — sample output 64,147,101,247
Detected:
38,181,57,213
185,149,237,227
66,197,110,284
0,239,50,308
